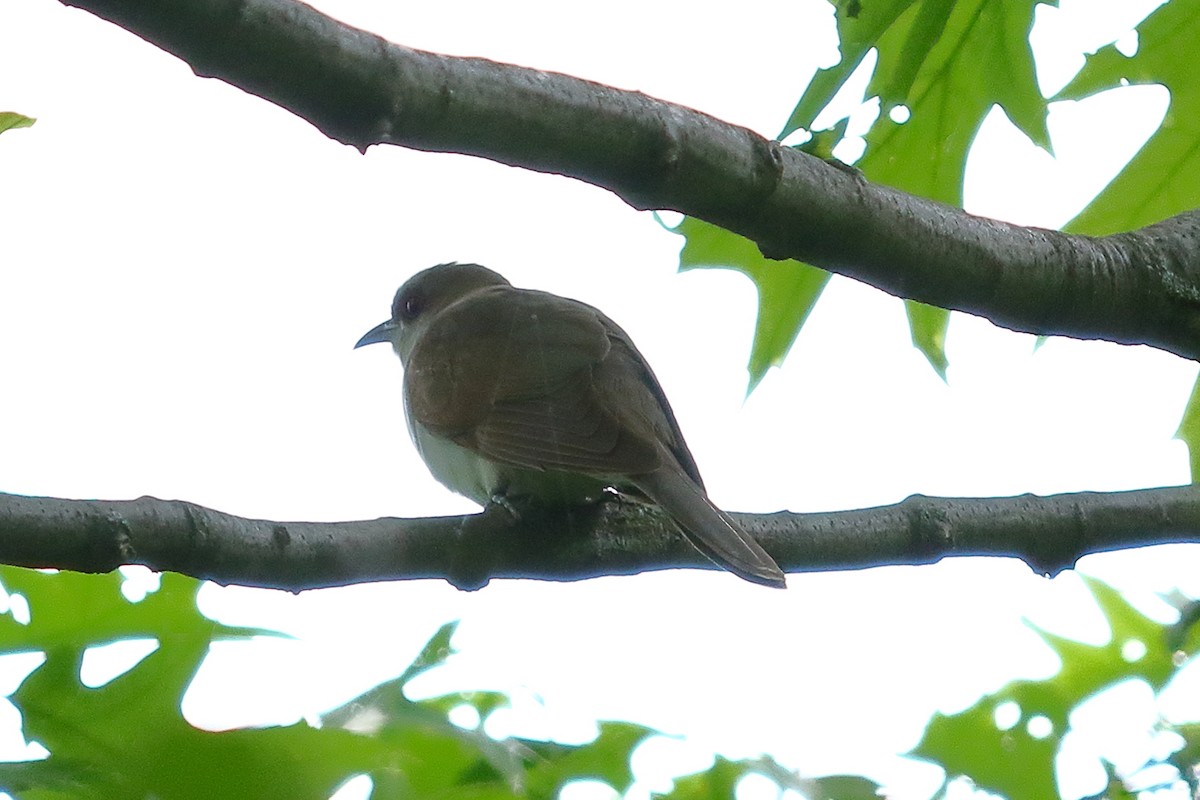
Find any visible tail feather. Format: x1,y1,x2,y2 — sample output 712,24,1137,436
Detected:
634,464,786,588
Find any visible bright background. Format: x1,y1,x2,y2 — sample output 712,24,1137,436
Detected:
1,0,1197,797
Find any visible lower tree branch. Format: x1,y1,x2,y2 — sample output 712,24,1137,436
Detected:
2,487,1197,590
56,0,1200,360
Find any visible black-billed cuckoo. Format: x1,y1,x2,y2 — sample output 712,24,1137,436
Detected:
355,263,786,588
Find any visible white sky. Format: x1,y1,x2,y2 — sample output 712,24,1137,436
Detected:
0,0,1195,798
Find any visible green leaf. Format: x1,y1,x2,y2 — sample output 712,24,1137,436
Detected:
1167,597,1200,652
323,634,528,796
910,575,1191,800
788,1,1050,194
655,756,753,800
675,216,829,392
524,722,656,797
1174,373,1200,483
800,774,886,800
783,0,917,137
793,118,851,162
1096,759,1138,800
0,567,270,652
0,112,35,136
0,573,672,800
782,1,1052,378
324,628,652,797
1168,722,1200,797
857,0,1049,203
655,755,835,800
904,301,949,380
397,619,458,687
0,568,386,800
1057,1,1200,234
915,702,1058,800
0,758,102,797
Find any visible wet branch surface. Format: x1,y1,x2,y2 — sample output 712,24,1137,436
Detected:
59,0,1200,360
2,487,1197,590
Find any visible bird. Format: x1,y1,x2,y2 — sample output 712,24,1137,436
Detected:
354,262,786,588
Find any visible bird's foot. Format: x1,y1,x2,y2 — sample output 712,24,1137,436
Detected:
445,501,510,591
488,492,525,520
445,496,536,590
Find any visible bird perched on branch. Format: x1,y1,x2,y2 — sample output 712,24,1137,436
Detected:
355,262,785,588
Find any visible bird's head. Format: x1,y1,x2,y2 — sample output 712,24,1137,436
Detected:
354,262,510,363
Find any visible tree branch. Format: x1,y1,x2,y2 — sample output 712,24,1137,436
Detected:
2,487,1198,590
58,0,1200,360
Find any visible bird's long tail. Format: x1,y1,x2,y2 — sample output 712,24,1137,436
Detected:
635,464,787,588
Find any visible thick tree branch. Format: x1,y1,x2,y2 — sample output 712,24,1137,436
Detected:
58,0,1200,360
1,487,1198,590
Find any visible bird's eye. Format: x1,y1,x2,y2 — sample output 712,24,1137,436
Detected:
399,294,422,321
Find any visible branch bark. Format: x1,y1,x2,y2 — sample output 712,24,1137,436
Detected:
2,488,1198,590
58,0,1200,360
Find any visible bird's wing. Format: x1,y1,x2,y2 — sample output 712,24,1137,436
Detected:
590,320,705,488
594,325,785,586
405,286,662,475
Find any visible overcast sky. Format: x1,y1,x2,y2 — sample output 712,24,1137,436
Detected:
0,0,1194,797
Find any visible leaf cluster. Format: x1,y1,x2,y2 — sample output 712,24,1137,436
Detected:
0,565,1196,800
914,576,1200,800
0,567,650,799
0,567,884,799
678,0,1200,389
